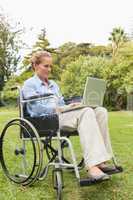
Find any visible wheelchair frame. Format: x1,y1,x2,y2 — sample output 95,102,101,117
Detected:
0,86,123,200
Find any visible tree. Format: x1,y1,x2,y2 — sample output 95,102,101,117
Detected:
89,45,112,57
22,28,56,68
116,41,133,60
0,14,22,91
60,55,111,97
33,28,50,51
57,42,92,70
109,27,128,60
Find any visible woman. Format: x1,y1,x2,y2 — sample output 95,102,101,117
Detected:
22,50,114,181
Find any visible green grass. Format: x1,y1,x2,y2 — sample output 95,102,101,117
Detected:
0,107,133,200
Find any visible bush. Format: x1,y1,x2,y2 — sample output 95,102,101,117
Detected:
1,70,33,106
60,55,133,110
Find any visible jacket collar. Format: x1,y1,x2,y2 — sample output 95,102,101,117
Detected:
34,75,54,88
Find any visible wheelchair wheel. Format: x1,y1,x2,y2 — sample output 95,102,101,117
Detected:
53,170,63,200
0,118,42,186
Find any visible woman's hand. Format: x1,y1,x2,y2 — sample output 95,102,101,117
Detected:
69,102,82,107
56,102,82,113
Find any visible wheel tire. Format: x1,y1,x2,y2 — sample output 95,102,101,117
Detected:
0,118,42,186
54,170,63,200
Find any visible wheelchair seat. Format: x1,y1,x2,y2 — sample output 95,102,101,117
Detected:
23,101,79,138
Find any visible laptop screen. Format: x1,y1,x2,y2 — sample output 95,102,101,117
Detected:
82,77,107,107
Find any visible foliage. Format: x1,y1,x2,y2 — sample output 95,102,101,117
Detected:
1,26,133,110
60,55,133,110
0,14,22,91
108,27,128,60
57,42,93,69
60,55,108,96
22,28,56,69
117,41,133,60
2,69,33,105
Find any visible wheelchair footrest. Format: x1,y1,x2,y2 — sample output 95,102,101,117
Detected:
79,177,109,187
105,166,123,175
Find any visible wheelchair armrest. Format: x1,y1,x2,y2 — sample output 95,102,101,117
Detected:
23,93,56,103
24,93,54,100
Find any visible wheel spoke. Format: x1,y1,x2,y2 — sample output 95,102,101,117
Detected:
0,118,42,186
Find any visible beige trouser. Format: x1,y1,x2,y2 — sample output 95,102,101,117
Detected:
59,107,113,168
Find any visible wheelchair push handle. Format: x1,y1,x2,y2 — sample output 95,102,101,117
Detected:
11,86,18,91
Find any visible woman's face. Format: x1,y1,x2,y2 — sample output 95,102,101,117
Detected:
34,56,52,81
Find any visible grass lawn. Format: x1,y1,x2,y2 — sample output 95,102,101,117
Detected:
0,107,133,200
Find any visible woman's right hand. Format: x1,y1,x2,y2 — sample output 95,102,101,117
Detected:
69,102,82,107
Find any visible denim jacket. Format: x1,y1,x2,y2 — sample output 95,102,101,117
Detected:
22,75,65,117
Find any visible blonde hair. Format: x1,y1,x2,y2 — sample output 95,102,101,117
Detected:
31,51,52,69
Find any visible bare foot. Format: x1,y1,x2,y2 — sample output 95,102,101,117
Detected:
88,166,105,177
97,162,108,169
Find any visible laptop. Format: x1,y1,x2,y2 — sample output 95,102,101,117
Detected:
60,77,107,113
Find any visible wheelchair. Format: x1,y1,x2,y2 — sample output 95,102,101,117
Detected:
0,86,123,200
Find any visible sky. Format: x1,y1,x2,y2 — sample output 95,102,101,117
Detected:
0,0,133,48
